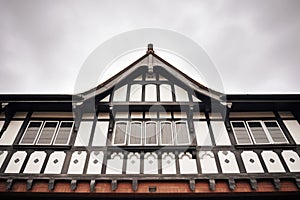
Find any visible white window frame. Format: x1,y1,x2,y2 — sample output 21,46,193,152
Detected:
263,120,288,144
112,121,128,146
246,120,271,144
144,121,158,146
128,121,143,146
174,121,190,145
52,121,74,145
19,121,43,145
35,121,59,145
231,121,253,145
160,121,174,145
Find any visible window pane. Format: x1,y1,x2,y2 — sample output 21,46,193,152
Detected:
53,122,73,145
36,121,58,145
20,121,42,145
247,121,269,144
92,121,109,146
160,122,173,145
231,121,252,145
174,85,189,102
113,85,127,102
264,121,288,143
113,122,127,145
145,122,157,145
174,121,190,145
129,122,142,145
129,84,142,102
159,84,173,102
145,84,157,102
74,121,93,146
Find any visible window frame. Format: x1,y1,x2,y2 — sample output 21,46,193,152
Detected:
35,121,59,146
52,121,74,146
128,121,143,146
144,121,158,146
112,121,128,146
19,120,44,145
263,120,288,144
160,121,174,145
174,120,190,145
231,121,253,145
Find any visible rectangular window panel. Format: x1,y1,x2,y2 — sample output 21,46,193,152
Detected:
174,121,190,145
145,84,157,102
210,121,231,146
92,121,109,146
231,121,253,145
19,121,43,145
74,121,93,146
0,121,23,145
53,121,73,145
264,121,288,143
247,121,270,144
129,122,142,145
160,121,173,145
36,121,58,145
174,85,189,102
129,84,142,102
113,85,127,102
113,121,128,145
194,121,212,146
145,121,158,145
159,84,173,102
283,120,300,144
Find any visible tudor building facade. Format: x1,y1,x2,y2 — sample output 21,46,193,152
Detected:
0,45,300,198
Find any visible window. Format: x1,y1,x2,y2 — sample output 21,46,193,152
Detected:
231,121,253,145
129,121,142,145
160,121,173,145
247,121,269,144
145,121,158,145
174,121,190,145
112,121,128,145
19,121,73,145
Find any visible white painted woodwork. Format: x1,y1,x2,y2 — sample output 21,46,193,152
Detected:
100,95,110,102
218,151,240,173
44,151,66,174
129,84,142,102
74,121,93,146
261,151,285,173
192,95,202,102
241,151,264,173
113,85,127,102
86,151,104,174
161,152,176,174
106,152,124,174
199,151,218,174
179,152,198,174
23,151,47,174
231,121,253,145
126,152,140,174
210,121,231,146
281,150,300,172
174,85,189,102
144,152,158,174
283,120,300,144
194,121,212,146
145,84,157,102
0,151,8,169
159,84,173,102
67,151,87,174
0,121,23,145
92,121,109,146
5,151,27,173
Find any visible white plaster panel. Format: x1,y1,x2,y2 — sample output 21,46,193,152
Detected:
126,152,140,174
106,152,124,174
5,151,27,173
23,151,47,174
67,151,87,174
241,151,264,173
174,85,189,102
194,121,212,146
160,84,173,102
179,152,198,174
44,151,66,174
162,152,176,174
283,120,300,144
0,121,23,145
113,85,127,102
0,151,8,169
86,151,104,174
74,121,93,146
92,121,109,146
145,84,157,102
281,150,300,172
210,121,231,146
218,151,240,173
261,151,285,173
129,84,142,102
144,152,158,174
199,151,218,174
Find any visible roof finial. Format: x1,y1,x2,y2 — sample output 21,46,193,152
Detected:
147,43,154,54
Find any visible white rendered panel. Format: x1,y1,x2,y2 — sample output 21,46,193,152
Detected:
281,150,300,172
0,121,23,145
162,152,176,174
159,84,173,102
106,152,124,174
44,151,66,174
100,94,110,102
67,151,87,174
199,151,218,174
283,120,300,144
210,121,231,146
179,152,198,174
145,84,157,102
23,151,47,174
241,151,264,173
144,152,158,174
0,121,3,130
218,151,240,173
86,151,104,174
5,151,27,173
113,85,127,102
129,84,142,102
174,85,189,102
74,121,93,146
0,151,8,169
194,121,212,146
92,121,109,146
126,152,140,174
261,151,285,173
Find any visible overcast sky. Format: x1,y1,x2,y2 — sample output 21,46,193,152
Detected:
0,0,299,94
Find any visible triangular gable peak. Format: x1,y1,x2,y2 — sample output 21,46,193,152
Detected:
80,44,223,104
